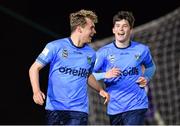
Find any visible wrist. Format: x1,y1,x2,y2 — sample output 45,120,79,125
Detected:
93,72,106,80
144,76,150,83
99,89,104,94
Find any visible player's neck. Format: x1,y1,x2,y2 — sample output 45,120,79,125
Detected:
115,40,130,48
70,34,84,47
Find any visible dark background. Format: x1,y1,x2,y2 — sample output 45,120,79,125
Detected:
0,0,179,124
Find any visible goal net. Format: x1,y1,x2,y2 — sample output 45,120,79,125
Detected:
89,7,180,125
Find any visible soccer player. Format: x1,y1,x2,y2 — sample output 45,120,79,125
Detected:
29,9,109,125
93,11,156,125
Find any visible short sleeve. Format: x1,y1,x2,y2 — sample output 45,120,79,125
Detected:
36,42,56,66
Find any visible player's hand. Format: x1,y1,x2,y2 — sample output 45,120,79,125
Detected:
33,90,45,105
105,67,121,79
136,76,148,87
99,90,110,104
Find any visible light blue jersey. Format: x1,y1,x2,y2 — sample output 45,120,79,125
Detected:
93,41,154,115
36,38,96,113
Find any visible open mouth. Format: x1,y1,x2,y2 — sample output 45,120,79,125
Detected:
117,32,125,36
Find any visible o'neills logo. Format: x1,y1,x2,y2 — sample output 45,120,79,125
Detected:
59,66,89,78
119,67,139,79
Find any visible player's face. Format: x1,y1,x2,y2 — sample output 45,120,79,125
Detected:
80,18,96,43
112,19,132,43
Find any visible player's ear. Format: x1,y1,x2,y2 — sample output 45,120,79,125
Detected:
112,27,115,34
130,28,133,34
77,26,83,33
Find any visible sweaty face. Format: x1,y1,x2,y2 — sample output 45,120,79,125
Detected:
112,19,132,43
80,18,96,43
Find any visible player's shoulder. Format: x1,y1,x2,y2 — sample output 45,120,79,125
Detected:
131,40,149,49
85,44,96,54
45,37,69,49
49,37,69,45
98,42,114,52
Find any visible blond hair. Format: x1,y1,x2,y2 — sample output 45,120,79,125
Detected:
70,9,98,32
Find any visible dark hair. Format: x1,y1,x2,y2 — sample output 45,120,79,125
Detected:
113,11,135,29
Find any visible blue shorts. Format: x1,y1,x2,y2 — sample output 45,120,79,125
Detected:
109,108,148,125
46,110,88,125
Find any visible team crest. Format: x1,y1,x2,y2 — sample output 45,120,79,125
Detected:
62,49,68,58
134,53,141,60
87,56,92,64
108,54,115,63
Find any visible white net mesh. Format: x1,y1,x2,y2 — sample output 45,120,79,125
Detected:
89,7,180,125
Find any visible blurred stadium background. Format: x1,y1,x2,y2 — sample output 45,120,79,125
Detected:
0,1,179,125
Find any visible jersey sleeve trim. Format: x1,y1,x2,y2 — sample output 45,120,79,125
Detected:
36,57,48,66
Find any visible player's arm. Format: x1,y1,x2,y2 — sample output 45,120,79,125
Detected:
136,60,156,87
93,67,121,80
88,74,110,104
29,61,45,105
93,48,120,80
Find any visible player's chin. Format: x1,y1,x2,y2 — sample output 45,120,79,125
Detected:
87,38,92,43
